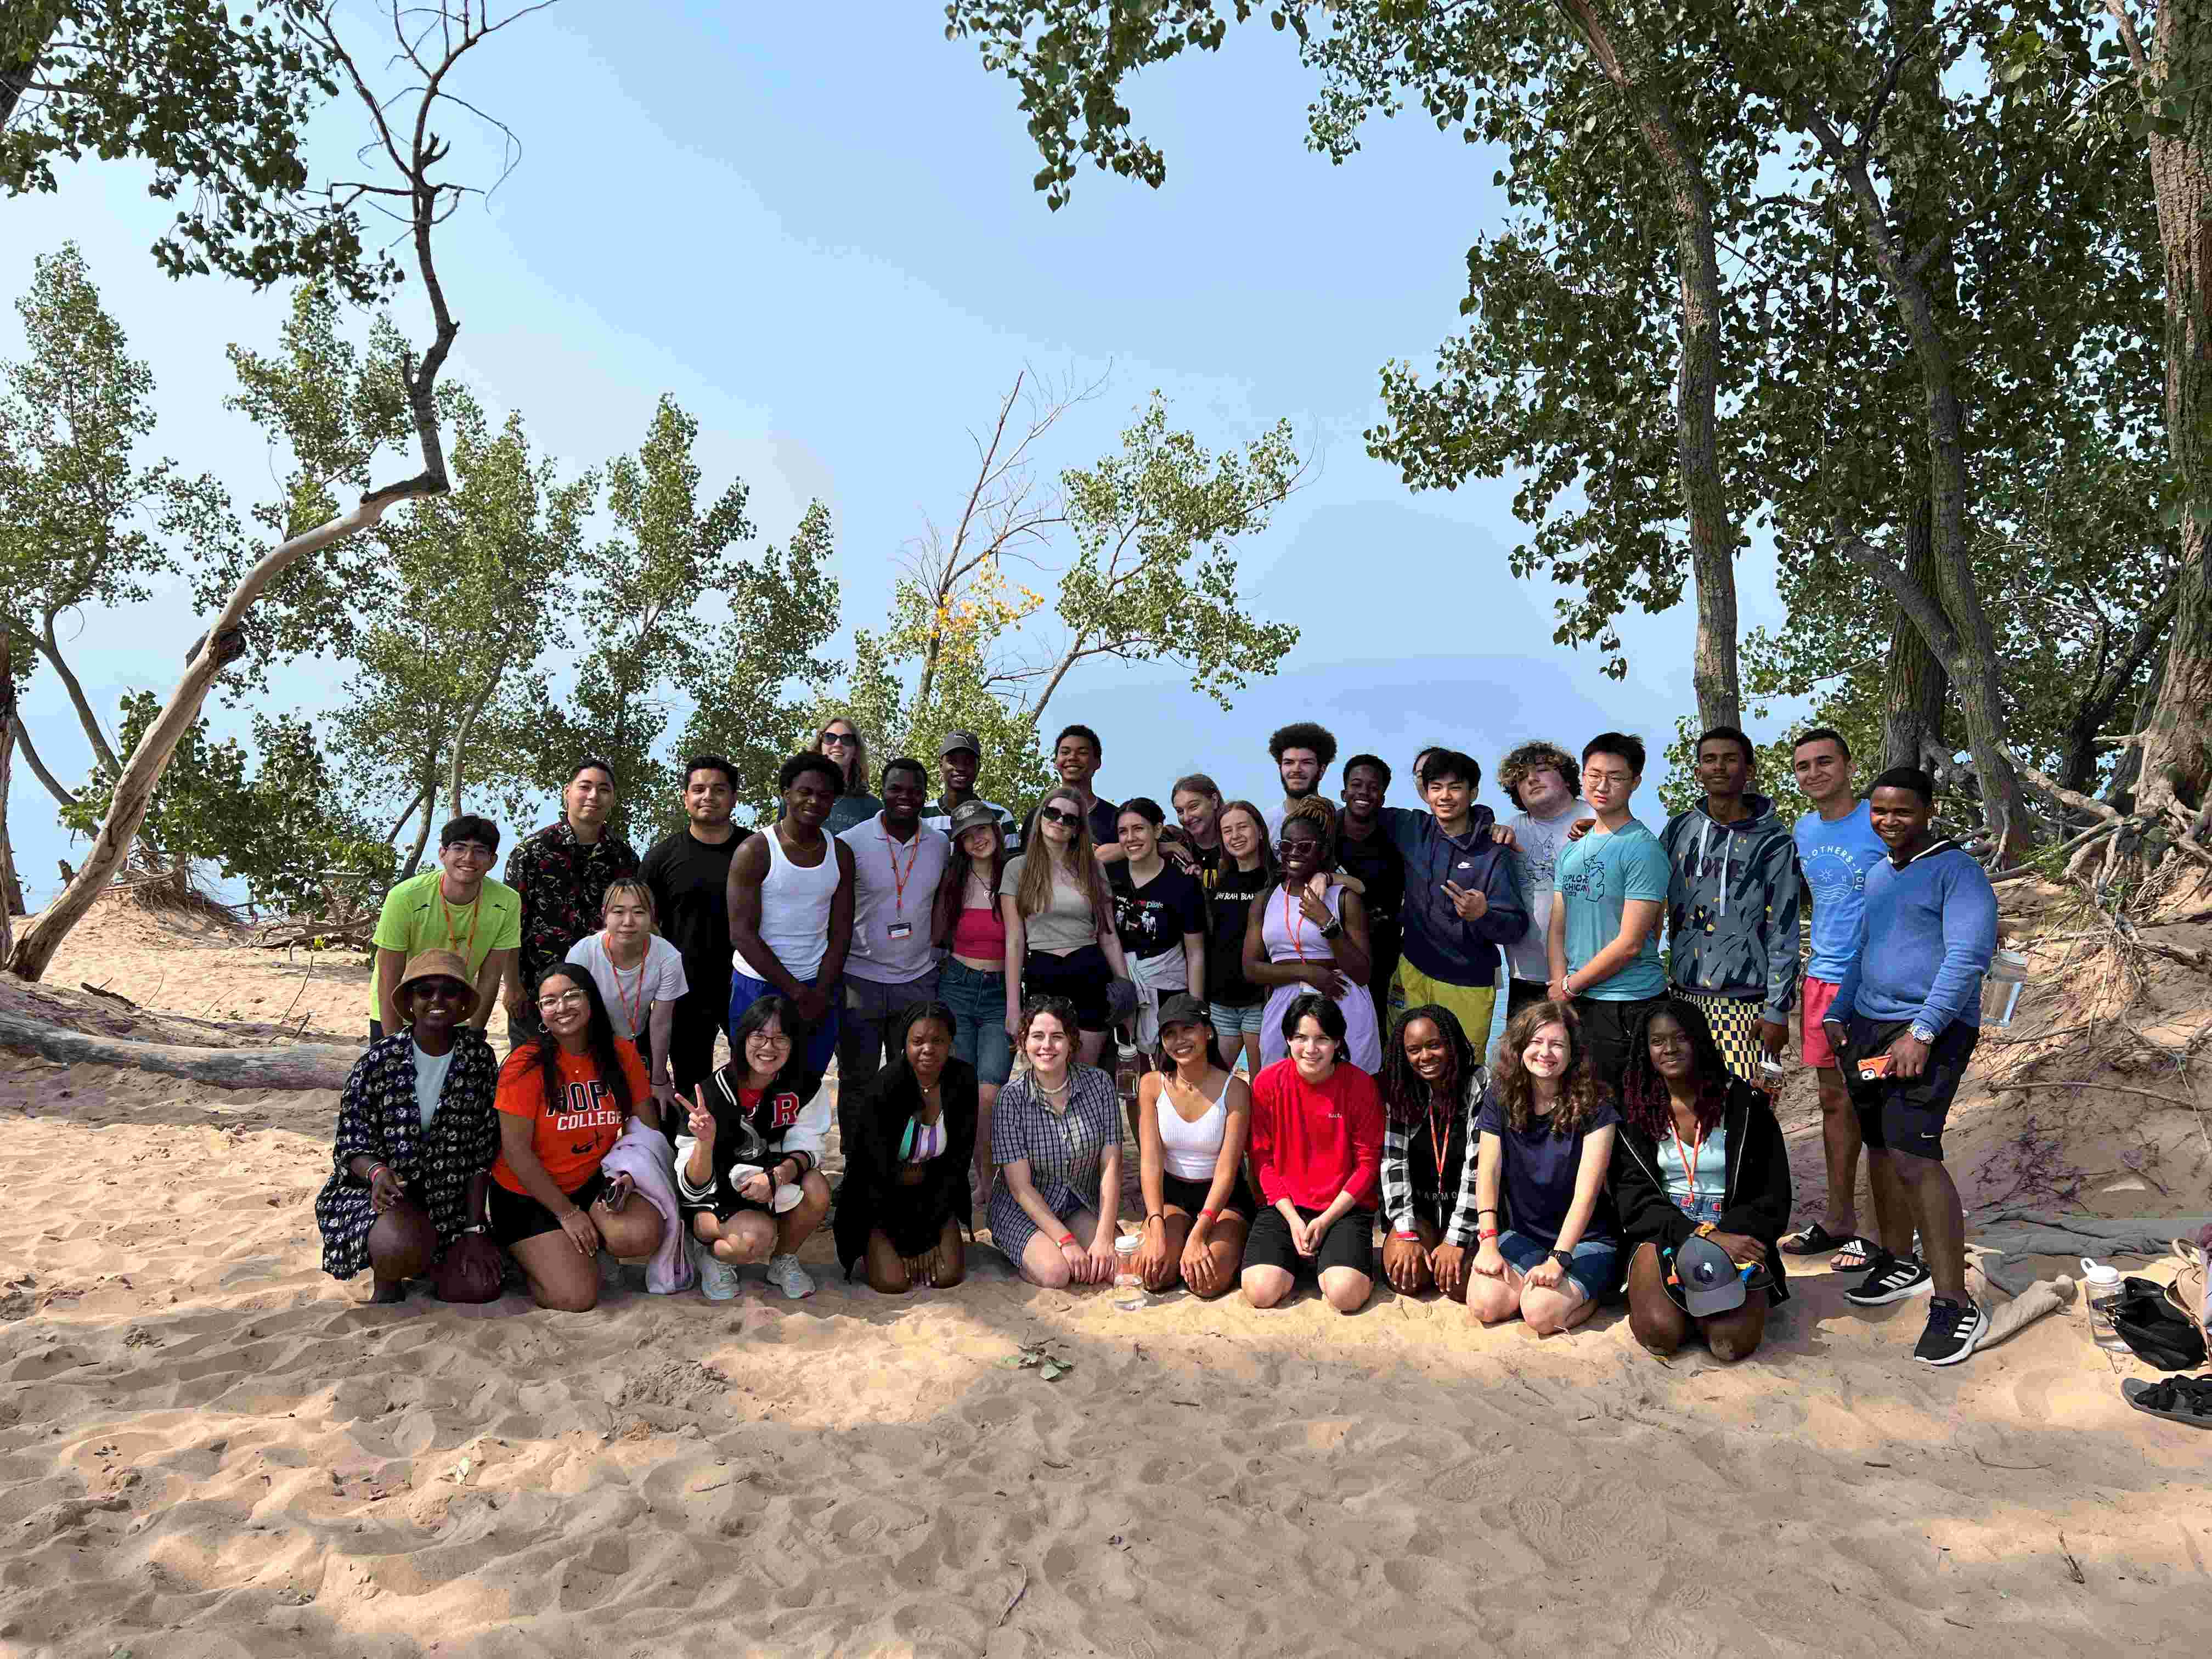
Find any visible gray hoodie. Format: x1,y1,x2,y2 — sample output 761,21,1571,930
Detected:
1658,794,1802,1024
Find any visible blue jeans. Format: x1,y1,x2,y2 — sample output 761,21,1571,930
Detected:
729,970,838,1080
940,958,1012,1086
1497,1228,1623,1302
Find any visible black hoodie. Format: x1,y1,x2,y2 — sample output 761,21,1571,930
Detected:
1607,1078,1795,1305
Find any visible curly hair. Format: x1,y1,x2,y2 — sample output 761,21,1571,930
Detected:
1017,994,1082,1051
1617,998,1730,1138
1279,794,1339,864
1380,1002,1479,1130
1269,721,1339,769
1497,741,1581,811
1489,998,1610,1138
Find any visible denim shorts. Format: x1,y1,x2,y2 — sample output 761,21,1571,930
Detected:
1209,1000,1266,1046
1497,1227,1623,1302
939,958,1012,1086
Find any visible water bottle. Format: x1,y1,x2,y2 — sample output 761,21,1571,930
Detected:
2079,1259,2130,1353
1114,1041,1143,1110
1113,1233,1150,1310
1982,950,2028,1028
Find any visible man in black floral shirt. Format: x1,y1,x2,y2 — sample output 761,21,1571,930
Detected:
501,760,640,1039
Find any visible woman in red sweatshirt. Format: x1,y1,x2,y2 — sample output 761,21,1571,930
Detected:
1242,992,1385,1313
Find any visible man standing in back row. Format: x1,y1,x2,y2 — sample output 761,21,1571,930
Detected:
1496,741,1584,1019
640,755,743,1095
1549,732,1671,1091
1378,747,1528,1045
1660,726,1801,1087
503,759,639,1041
1780,727,1891,1271
728,753,856,1084
1266,721,1337,841
1825,766,1998,1368
922,730,1020,850
1021,724,1122,863
369,814,519,1041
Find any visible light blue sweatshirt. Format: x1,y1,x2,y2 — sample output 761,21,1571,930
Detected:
1830,839,1997,1036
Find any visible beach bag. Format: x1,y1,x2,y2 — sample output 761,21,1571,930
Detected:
2114,1276,2209,1372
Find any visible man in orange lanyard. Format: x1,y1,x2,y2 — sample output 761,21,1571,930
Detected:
834,757,951,1094
368,815,520,1041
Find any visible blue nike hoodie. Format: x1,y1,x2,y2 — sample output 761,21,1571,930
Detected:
1380,804,1529,988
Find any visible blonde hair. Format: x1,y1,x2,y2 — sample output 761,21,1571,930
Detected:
1016,786,1113,934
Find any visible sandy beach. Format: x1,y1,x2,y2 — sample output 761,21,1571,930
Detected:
1,903,2208,1657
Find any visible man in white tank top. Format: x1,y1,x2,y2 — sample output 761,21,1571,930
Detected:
726,753,855,1083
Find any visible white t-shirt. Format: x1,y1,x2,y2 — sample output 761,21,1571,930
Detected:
411,1041,455,1128
1503,804,1586,984
566,933,690,1039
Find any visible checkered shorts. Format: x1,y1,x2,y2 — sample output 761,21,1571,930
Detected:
1678,990,1765,1085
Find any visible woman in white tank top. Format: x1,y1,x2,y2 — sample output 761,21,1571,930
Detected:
1131,994,1253,1299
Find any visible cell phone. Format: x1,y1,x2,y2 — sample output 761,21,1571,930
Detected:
1857,1054,1893,1081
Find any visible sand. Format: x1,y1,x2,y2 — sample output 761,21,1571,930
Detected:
1,904,2208,1657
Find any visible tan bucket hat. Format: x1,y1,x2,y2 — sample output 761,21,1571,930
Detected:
397,949,474,997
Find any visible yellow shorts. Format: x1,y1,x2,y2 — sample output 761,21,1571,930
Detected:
1389,958,1498,1059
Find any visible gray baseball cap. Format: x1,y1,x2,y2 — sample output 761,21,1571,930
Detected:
1673,1234,1748,1318
940,730,983,758
947,799,1000,839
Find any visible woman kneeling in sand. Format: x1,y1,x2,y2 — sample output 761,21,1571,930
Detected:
1130,992,1252,1297
834,1001,976,1293
1466,1001,1622,1333
488,967,667,1311
1610,1000,1792,1362
676,995,834,1302
317,950,503,1305
988,996,1122,1288
1376,1003,1486,1301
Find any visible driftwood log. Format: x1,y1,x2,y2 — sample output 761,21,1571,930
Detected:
0,1012,358,1092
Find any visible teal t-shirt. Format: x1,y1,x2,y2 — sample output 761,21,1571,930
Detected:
1558,817,1670,1000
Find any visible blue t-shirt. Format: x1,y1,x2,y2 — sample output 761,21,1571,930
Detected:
1557,817,1669,1000
1660,1116,1728,1226
1795,800,1888,983
1475,1082,1621,1246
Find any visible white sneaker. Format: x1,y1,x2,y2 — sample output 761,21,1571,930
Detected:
692,1235,742,1303
764,1252,815,1300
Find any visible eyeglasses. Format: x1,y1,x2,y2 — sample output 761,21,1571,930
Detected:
1039,806,1082,828
445,842,495,861
537,990,589,1012
746,1029,792,1046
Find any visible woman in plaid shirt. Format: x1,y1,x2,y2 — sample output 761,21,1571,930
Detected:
987,996,1123,1286
1378,1003,1487,1301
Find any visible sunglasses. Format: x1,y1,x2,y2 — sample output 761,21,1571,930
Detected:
820,731,856,747
1040,805,1085,828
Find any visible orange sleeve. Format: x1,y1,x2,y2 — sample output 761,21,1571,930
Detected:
495,1050,545,1119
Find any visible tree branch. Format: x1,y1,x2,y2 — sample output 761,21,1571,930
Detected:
9,711,78,811
2103,0,2151,82
1835,527,1959,660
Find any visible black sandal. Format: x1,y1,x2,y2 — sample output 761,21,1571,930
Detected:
1780,1222,1844,1256
2123,1375,2212,1430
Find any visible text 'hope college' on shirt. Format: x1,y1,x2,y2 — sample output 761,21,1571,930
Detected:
491,1042,647,1195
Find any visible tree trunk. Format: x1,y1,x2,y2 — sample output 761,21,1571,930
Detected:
2130,0,2212,831
402,772,436,876
1880,489,1949,771
0,26,47,133
0,1011,359,1091
0,630,16,956
1560,0,1741,731
7,494,425,981
37,616,122,775
12,712,76,810
445,662,502,819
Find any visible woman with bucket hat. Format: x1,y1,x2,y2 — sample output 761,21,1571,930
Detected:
315,950,504,1306
1610,998,1794,1362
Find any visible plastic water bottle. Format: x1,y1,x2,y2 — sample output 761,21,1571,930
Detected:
2080,1258,2130,1353
1982,950,2028,1028
1113,1233,1150,1310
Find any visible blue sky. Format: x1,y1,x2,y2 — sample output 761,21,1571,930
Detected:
3,4,1791,907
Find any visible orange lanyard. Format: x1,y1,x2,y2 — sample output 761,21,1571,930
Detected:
606,938,649,1034
1668,1119,1707,1208
1282,888,1315,961
435,888,482,963
1427,1097,1452,1189
880,827,923,916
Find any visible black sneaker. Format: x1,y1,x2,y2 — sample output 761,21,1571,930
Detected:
1846,1252,1933,1306
1914,1297,1989,1366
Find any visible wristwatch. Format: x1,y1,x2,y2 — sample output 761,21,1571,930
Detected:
1319,917,1344,940
1548,1248,1575,1271
1909,1021,1937,1044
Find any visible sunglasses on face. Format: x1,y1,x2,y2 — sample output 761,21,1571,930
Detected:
820,732,856,747
1039,806,1082,828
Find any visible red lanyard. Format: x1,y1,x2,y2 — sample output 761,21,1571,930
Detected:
880,827,923,916
606,937,648,1034
1427,1097,1451,1188
1668,1118,1707,1208
1282,888,1314,960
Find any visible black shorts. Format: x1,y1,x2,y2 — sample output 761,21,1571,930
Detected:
487,1170,610,1246
1842,1016,1979,1159
1159,1170,1252,1222
1242,1204,1375,1281
1024,945,1115,1031
1573,994,1672,1093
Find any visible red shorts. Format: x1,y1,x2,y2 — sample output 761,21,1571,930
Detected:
1801,977,1842,1067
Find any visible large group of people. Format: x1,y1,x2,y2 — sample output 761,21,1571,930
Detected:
321,715,2001,1367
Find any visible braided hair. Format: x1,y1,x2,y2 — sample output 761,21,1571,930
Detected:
1380,1002,1479,1130
1618,997,1731,1138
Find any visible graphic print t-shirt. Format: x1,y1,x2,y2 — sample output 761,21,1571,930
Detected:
492,1042,647,1194
1794,800,1889,983
1556,817,1670,1000
1109,862,1208,963
1503,805,1583,984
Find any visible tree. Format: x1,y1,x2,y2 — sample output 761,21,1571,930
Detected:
2,1,387,297
7,0,550,981
948,0,1751,729
834,376,1303,808
0,242,233,810
326,389,591,864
